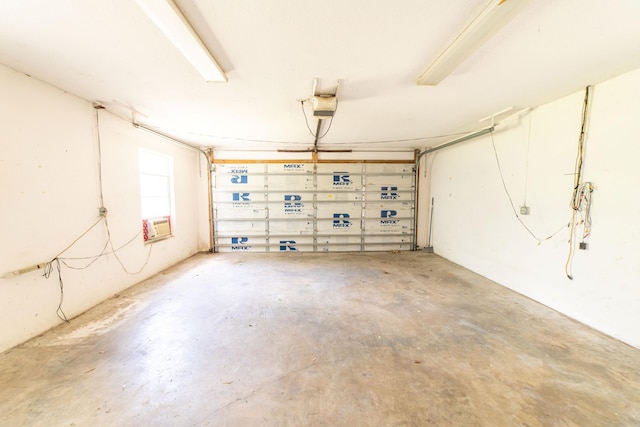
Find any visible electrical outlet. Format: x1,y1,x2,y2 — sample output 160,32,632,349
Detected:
579,242,588,250
519,206,530,215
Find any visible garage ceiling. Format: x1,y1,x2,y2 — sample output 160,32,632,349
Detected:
1,0,639,151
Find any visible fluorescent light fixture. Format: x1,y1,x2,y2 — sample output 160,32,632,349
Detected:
417,0,532,86
136,0,227,82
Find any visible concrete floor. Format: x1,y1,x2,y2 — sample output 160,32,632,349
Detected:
1,252,639,426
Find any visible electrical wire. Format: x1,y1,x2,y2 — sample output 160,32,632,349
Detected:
59,238,110,270
576,182,594,241
301,101,315,137
43,259,69,323
565,181,594,279
59,229,143,263
96,108,105,207
133,120,479,146
317,101,337,139
104,99,475,146
42,216,151,323
565,86,593,280
104,217,153,275
43,217,107,323
96,105,153,275
523,113,533,207
53,217,105,259
41,106,153,322
300,99,337,140
491,130,569,243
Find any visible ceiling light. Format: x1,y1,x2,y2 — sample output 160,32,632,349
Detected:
136,0,227,82
417,0,532,86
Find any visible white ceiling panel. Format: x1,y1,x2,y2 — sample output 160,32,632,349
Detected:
1,0,639,151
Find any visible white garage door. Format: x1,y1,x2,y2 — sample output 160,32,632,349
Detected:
212,161,415,252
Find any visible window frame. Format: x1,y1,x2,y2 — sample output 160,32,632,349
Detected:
139,148,175,243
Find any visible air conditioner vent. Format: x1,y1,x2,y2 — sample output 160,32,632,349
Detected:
143,216,172,242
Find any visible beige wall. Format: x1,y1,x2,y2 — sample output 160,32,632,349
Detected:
425,67,640,348
0,64,209,352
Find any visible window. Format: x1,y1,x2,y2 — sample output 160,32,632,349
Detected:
139,149,174,242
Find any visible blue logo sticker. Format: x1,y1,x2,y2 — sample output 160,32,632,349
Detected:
333,213,351,228
231,237,250,251
284,194,303,214
232,193,250,201
280,240,297,251
333,172,351,186
231,175,248,184
381,186,398,200
381,210,399,225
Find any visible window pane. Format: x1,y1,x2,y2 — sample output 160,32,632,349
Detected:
141,197,171,218
140,175,169,198
139,150,170,175
139,149,173,221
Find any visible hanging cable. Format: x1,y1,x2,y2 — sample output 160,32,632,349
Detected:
42,215,151,322
300,99,337,140
301,101,315,137
95,106,106,207
491,130,569,243
565,86,594,280
96,104,153,275
43,259,69,323
317,99,337,140
40,105,153,322
523,113,533,207
577,182,594,242
53,217,105,259
104,217,153,275
132,110,476,146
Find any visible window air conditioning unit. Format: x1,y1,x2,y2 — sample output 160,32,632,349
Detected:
144,217,172,241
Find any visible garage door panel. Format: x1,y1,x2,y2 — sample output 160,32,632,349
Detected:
224,237,266,252
363,205,413,219
214,165,266,190
364,219,413,233
213,161,415,252
316,192,362,202
316,218,362,234
216,208,266,220
364,164,414,174
271,237,315,252
214,191,263,205
267,175,314,191
365,175,414,187
268,202,314,219
268,163,314,174
269,219,315,233
216,220,266,233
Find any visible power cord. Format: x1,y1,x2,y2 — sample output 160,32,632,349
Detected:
43,259,69,323
491,130,569,243
565,86,594,280
43,218,153,323
41,105,153,322
300,99,337,139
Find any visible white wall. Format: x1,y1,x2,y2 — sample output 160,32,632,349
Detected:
0,64,210,352
424,67,640,348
